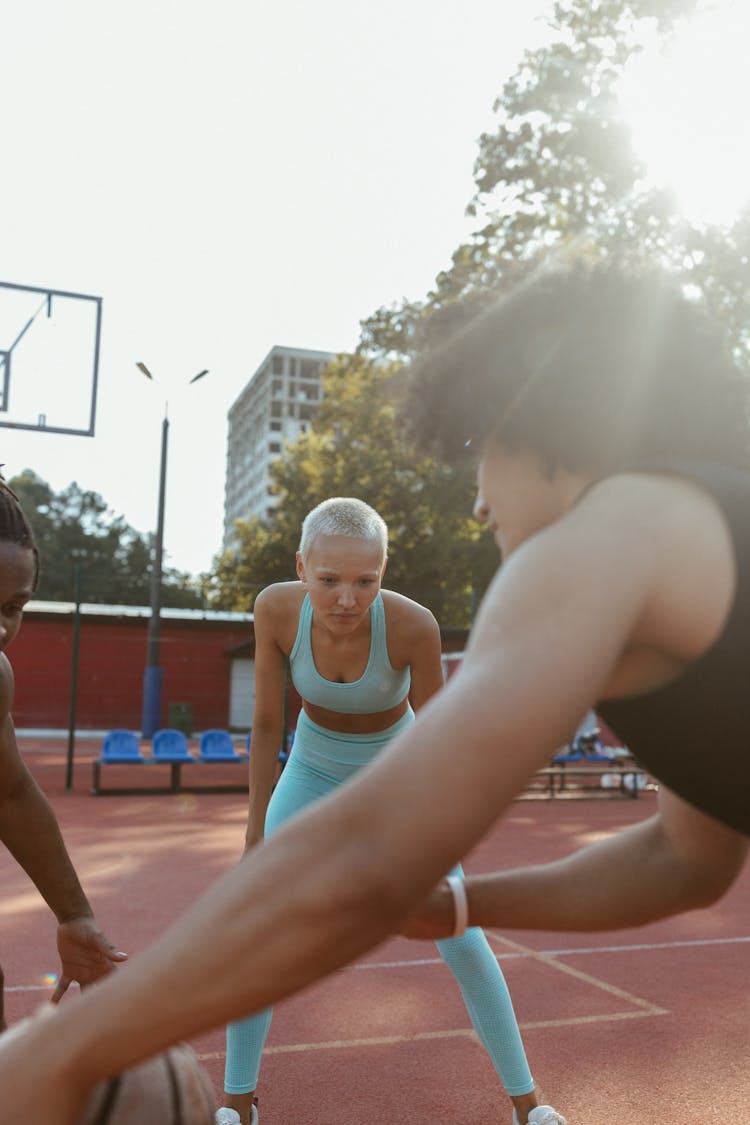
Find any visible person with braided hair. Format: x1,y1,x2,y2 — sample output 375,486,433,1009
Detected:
0,475,126,1032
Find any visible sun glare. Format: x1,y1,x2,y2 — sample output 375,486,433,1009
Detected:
618,2,750,227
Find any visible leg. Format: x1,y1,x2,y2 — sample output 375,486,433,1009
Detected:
221,753,337,1120
222,1009,271,1124
436,865,548,1123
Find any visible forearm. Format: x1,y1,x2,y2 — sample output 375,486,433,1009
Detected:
463,814,737,932
246,731,283,844
16,668,583,1094
41,791,408,1089
0,776,91,921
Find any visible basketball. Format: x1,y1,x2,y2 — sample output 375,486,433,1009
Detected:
76,1044,215,1124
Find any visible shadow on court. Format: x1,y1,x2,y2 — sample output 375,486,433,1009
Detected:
2,739,748,1123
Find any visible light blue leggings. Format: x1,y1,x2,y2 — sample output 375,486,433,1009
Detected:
224,710,534,1097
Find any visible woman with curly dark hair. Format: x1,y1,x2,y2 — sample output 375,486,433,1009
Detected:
0,258,747,1124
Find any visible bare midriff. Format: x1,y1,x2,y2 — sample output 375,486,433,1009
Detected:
302,695,410,735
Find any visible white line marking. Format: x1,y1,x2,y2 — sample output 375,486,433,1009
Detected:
196,1008,663,1063
353,934,750,971
7,935,746,994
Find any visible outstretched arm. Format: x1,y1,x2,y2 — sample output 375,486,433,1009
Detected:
0,484,737,1123
402,788,748,939
0,698,126,997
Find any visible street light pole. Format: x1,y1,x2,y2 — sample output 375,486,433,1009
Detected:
137,363,208,739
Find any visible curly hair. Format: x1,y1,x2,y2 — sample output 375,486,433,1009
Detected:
0,475,40,590
405,257,750,474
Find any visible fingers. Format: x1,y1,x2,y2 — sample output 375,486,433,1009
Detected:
50,976,71,1005
105,948,128,964
91,932,128,964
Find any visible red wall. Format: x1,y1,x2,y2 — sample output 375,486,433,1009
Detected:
8,613,252,731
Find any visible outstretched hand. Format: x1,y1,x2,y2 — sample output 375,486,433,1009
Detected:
53,917,127,1002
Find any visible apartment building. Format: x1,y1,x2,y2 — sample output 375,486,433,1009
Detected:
223,345,334,546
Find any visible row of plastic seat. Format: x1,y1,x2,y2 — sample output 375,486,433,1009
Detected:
98,727,293,765
98,727,246,764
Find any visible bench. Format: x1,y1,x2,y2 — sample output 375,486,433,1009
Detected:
521,754,650,800
91,729,290,796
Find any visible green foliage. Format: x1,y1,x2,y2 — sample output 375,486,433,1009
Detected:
9,469,203,608
214,0,750,625
361,0,750,364
213,356,497,626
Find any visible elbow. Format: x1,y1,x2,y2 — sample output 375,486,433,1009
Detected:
674,848,747,913
685,863,743,911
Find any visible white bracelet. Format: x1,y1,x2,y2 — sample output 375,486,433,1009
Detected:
446,875,469,937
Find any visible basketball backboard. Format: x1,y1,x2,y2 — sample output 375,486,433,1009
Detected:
0,281,102,436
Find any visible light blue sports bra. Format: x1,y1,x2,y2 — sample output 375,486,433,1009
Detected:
289,593,411,714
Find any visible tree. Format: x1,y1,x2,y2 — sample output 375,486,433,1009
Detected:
217,0,750,624
212,356,497,626
9,469,203,608
360,0,750,365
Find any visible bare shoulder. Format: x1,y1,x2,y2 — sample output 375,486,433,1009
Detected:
253,582,306,657
380,589,440,639
0,653,14,720
468,470,736,691
254,581,306,622
572,471,732,557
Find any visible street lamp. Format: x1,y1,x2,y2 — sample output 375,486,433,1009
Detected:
137,362,209,738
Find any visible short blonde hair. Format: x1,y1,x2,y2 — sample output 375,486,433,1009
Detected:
298,497,388,562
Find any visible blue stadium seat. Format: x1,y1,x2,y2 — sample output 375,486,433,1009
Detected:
100,729,145,763
152,728,195,762
199,729,245,762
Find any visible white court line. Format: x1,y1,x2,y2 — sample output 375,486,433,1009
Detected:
353,933,750,971
7,934,747,995
196,1008,662,1063
484,931,667,1016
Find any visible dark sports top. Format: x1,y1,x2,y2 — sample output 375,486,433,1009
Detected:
289,592,411,714
596,459,750,836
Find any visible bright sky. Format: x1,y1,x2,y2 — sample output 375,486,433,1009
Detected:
5,2,745,581
0,0,554,578
618,0,750,227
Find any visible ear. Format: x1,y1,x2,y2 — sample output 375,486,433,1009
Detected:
296,552,307,583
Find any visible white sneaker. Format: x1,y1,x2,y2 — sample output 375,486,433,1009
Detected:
215,1111,241,1125
513,1108,567,1125
214,1106,258,1125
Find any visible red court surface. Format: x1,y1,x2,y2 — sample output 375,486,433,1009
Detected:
2,740,748,1124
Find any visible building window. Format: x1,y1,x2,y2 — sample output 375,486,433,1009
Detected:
300,360,319,379
271,401,282,417
272,378,282,395
287,402,296,417
272,354,283,375
270,421,281,432
299,403,314,420
269,441,281,453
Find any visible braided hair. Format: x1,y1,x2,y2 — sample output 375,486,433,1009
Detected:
0,471,39,590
